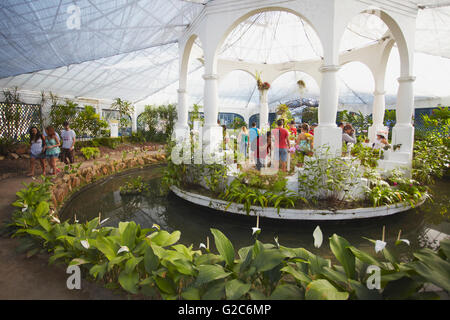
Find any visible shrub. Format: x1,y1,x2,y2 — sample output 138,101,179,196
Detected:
80,147,100,160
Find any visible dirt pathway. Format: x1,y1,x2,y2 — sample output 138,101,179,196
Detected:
0,146,164,299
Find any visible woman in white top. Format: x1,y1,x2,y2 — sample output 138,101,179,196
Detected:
28,126,46,176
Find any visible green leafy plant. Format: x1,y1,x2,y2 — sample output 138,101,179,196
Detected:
73,105,108,138
80,147,100,160
120,176,150,195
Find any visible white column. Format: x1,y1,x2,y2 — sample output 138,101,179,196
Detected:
392,76,415,158
202,73,223,163
368,90,386,143
314,65,342,156
174,88,189,142
259,89,269,130
131,110,137,133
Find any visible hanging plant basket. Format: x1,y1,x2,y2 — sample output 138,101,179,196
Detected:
257,79,270,90
297,80,306,89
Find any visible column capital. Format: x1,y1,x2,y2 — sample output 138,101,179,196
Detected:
177,89,187,94
397,76,416,83
319,65,340,73
203,73,220,80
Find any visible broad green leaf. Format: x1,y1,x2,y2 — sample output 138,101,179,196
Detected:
225,279,251,300
253,248,285,272
281,265,311,284
170,259,194,276
270,284,304,300
93,237,117,261
69,258,90,266
181,287,201,300
121,221,137,249
118,270,139,294
34,201,49,218
195,264,231,286
202,281,225,300
305,279,349,300
348,279,382,300
348,246,381,267
37,217,52,232
210,228,235,267
148,230,181,247
439,239,450,259
249,290,266,300
144,244,159,273
329,234,356,279
410,249,450,292
89,262,108,279
125,256,143,274
155,276,176,295
25,229,50,241
382,276,421,300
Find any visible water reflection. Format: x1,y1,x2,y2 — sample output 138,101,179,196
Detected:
61,166,450,257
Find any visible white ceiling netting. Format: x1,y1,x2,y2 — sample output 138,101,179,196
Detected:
0,0,449,112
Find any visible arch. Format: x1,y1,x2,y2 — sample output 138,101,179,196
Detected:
339,60,376,86
337,8,412,77
179,34,201,90
212,6,325,75
271,68,321,91
337,61,375,110
218,70,259,109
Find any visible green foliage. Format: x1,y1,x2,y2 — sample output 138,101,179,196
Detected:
338,110,372,136
80,147,100,160
301,106,318,124
204,164,228,194
189,104,204,130
111,98,134,130
50,99,79,131
221,177,297,215
139,104,178,142
351,143,382,168
73,105,108,137
8,180,450,300
298,148,363,204
119,176,149,195
231,117,247,130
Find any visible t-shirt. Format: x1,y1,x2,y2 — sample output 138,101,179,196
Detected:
273,127,290,149
249,127,259,143
61,129,76,149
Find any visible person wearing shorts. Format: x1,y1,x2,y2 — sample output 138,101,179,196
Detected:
44,126,61,176
60,121,76,164
272,119,290,172
28,126,46,176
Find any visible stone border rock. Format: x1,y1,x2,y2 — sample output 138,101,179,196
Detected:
170,185,426,221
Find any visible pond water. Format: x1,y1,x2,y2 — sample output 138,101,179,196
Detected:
60,165,450,258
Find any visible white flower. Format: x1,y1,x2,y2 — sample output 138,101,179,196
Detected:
375,240,387,253
152,223,160,231
399,239,410,246
99,217,110,225
117,246,130,254
199,243,206,250
313,226,323,248
80,240,90,249
51,216,61,224
74,214,79,223
274,236,280,247
21,204,28,212
252,227,261,235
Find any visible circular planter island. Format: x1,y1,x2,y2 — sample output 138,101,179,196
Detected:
170,185,426,221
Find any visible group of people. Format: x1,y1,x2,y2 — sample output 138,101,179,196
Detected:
338,122,390,150
28,121,76,176
236,119,316,172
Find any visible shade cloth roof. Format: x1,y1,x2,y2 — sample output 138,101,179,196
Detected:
0,0,449,111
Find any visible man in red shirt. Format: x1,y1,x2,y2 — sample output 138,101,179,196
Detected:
272,119,290,172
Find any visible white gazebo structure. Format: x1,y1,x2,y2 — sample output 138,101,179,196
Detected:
174,0,417,170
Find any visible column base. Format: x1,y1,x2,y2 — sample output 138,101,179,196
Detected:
173,125,190,143
392,124,414,160
313,126,342,157
202,125,223,164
